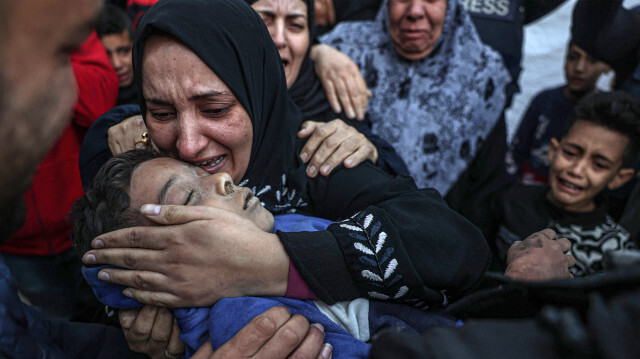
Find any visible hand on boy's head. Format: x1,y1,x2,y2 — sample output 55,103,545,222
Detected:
505,229,575,281
82,204,289,307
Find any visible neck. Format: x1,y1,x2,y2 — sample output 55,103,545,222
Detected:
563,86,596,101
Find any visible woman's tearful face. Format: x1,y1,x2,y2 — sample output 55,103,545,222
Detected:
252,0,310,88
142,35,253,184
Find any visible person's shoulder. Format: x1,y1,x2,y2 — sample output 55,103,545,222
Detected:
319,20,385,50
501,183,546,212
532,86,565,102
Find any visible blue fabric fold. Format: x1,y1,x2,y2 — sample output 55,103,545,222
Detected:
83,214,371,358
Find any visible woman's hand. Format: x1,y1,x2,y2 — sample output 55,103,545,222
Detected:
82,205,290,307
119,305,184,359
310,44,371,121
298,119,378,177
192,307,332,359
107,114,147,155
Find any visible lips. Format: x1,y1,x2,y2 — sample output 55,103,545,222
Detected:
243,189,255,210
400,29,427,39
118,72,130,82
193,155,225,172
557,177,584,194
568,76,585,85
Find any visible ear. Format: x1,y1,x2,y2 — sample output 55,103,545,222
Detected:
548,138,560,163
607,168,635,190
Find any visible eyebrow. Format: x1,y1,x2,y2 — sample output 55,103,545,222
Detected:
257,9,306,20
158,175,178,204
565,143,615,164
145,91,234,106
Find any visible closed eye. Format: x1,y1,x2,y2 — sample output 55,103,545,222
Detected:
184,190,201,205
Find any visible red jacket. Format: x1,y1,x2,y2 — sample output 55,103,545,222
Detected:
127,0,159,30
0,32,118,255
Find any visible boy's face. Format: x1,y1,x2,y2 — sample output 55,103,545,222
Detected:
547,120,634,212
100,30,134,88
564,43,610,97
129,157,275,232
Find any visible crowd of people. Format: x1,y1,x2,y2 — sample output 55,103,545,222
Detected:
1,0,640,358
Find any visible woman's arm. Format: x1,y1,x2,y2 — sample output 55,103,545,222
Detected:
281,163,491,305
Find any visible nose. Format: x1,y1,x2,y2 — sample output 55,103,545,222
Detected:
175,112,209,161
575,56,586,73
567,157,588,178
270,20,287,49
112,55,123,70
109,54,122,70
406,0,425,20
208,172,235,195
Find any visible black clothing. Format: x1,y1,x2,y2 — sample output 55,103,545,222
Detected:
116,83,138,106
492,184,636,276
314,0,384,36
571,0,640,87
132,0,489,305
370,267,640,359
445,116,508,239
463,0,567,104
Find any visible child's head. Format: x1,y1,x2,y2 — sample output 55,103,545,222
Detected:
564,41,610,98
71,149,274,258
547,91,640,212
96,4,135,88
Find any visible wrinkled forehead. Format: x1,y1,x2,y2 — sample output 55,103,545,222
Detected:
252,0,308,14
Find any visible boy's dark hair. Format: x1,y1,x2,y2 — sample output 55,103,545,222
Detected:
96,3,133,39
70,148,159,259
564,90,640,166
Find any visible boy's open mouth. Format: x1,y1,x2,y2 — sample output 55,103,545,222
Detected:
559,178,584,191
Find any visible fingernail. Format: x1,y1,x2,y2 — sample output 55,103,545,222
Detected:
120,313,133,327
320,165,330,175
311,323,325,333
300,152,309,162
321,343,333,359
98,271,110,281
307,165,316,176
347,108,356,119
83,253,96,264
141,204,161,215
123,289,133,298
344,159,354,167
92,239,104,249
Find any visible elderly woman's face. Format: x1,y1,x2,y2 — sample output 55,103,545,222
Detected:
252,0,310,89
388,0,447,60
141,36,253,184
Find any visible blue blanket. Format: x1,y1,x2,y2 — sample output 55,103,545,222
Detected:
83,214,456,358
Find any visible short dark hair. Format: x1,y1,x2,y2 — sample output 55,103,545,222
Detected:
564,91,640,166
96,3,133,39
70,149,159,259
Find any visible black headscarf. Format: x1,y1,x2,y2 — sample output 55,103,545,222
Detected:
133,0,309,213
571,0,640,87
